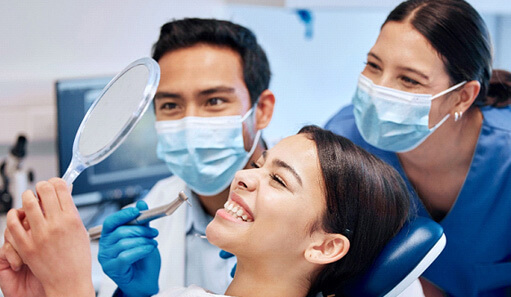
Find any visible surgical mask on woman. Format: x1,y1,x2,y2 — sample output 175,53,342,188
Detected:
353,74,466,152
156,108,260,196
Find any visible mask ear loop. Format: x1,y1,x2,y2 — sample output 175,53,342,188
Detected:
429,81,467,128
430,81,467,100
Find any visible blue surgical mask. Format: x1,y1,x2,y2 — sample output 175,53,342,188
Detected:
155,108,260,196
353,74,466,152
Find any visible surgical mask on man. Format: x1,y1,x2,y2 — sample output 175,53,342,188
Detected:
156,108,260,196
353,74,466,152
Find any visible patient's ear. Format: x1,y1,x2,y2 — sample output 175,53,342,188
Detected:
304,233,350,265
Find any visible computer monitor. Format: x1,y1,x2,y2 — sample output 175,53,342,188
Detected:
56,76,171,205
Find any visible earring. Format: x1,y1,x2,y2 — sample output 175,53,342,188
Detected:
454,111,463,122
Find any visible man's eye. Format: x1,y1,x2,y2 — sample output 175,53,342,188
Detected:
206,98,225,106
250,161,260,169
160,102,178,110
270,173,286,188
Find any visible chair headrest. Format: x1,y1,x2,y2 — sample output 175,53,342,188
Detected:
335,216,446,297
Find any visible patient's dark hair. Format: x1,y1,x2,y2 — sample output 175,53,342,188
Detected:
298,126,410,295
152,18,271,105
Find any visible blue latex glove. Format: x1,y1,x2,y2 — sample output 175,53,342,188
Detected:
219,250,237,278
98,201,161,297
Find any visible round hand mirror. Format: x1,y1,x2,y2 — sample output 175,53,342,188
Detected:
62,57,160,184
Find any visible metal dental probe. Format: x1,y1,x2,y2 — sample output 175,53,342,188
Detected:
88,191,190,240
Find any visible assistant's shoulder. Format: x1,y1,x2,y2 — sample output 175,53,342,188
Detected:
324,104,363,140
143,175,187,208
325,105,354,128
481,105,511,133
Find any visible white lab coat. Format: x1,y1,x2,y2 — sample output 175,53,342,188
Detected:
155,285,230,297
97,176,189,297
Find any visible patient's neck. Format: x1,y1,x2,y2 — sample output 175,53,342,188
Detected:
224,257,313,297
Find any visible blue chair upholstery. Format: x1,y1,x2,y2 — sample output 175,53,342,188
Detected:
336,216,446,297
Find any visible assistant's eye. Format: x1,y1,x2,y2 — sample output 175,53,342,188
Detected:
400,76,420,86
270,173,287,188
206,97,226,106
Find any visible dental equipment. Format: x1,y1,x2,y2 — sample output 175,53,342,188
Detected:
88,191,189,240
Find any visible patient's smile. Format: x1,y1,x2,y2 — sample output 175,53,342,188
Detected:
223,201,253,222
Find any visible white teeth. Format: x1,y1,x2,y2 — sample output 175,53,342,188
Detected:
223,201,253,222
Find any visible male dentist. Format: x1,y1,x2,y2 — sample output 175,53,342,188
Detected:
97,18,275,297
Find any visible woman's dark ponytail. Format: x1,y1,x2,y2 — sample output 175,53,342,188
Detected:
485,69,511,107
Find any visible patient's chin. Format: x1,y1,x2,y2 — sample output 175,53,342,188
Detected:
205,218,226,247
206,217,239,253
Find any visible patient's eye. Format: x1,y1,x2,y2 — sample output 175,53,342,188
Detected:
250,161,260,169
270,173,287,188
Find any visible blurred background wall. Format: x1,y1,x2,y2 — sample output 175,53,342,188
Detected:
1,0,510,186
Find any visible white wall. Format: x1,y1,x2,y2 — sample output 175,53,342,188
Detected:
0,0,226,181
227,5,389,144
494,15,511,70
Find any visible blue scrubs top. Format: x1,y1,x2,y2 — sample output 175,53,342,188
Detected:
325,105,511,297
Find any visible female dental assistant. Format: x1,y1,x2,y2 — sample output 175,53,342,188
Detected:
325,0,511,296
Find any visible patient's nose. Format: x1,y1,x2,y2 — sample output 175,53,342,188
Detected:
233,170,257,191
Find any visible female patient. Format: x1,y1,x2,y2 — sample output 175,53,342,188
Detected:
0,126,410,297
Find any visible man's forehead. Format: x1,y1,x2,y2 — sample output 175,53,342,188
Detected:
158,49,244,84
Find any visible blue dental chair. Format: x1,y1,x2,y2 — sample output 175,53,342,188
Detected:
333,216,446,297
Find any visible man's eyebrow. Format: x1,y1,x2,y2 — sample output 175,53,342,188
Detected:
262,150,267,160
368,52,430,81
198,86,236,96
154,92,181,100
